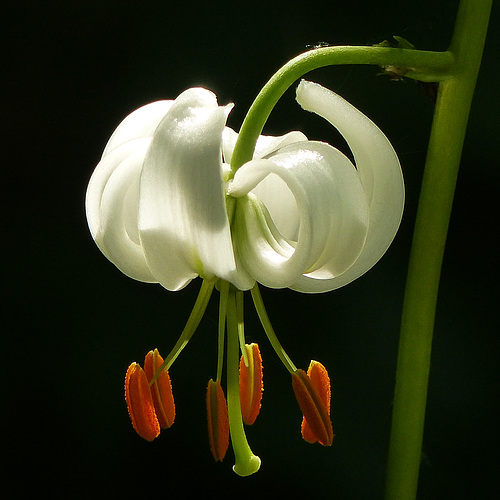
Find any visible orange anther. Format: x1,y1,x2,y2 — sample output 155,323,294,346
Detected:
206,379,230,462
125,362,160,442
239,343,263,425
292,360,333,446
144,349,175,428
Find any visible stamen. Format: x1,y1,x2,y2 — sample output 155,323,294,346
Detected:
144,349,175,428
217,280,230,381
150,279,214,384
292,361,334,446
206,379,230,461
124,362,160,442
236,290,249,367
251,283,297,373
239,343,264,425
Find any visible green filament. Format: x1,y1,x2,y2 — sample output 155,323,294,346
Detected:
251,284,297,374
150,279,214,385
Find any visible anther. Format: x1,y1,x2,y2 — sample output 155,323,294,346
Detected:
292,360,333,446
239,343,263,425
206,379,230,461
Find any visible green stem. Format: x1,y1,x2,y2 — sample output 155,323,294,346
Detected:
230,46,454,172
384,1,491,499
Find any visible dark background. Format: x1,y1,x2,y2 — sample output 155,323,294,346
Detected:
4,1,498,498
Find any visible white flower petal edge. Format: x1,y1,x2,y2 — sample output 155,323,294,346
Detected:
86,88,255,291
222,127,308,163
138,88,253,291
103,101,174,156
229,142,370,289
229,80,404,293
294,80,404,292
86,82,403,295
86,138,156,282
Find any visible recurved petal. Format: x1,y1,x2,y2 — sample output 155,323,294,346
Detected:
138,88,253,291
222,127,308,164
294,80,404,292
229,141,369,290
85,138,155,282
102,100,174,157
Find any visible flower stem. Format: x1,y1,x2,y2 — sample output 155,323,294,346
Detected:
384,1,491,499
230,46,454,172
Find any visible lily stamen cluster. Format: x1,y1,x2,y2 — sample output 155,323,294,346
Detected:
124,280,333,476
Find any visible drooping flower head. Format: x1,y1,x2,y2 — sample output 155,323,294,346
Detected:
86,80,404,475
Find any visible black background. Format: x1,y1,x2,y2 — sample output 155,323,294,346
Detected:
4,1,498,498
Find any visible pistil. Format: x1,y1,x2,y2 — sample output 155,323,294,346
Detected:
226,285,261,476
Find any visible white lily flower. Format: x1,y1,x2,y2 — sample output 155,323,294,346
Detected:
86,80,405,475
86,81,404,293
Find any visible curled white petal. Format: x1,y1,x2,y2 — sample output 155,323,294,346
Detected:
86,82,403,295
103,101,174,156
229,141,369,289
86,138,155,282
138,88,253,291
223,127,308,163
289,80,405,292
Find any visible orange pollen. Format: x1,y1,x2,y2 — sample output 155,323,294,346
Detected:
239,343,264,425
292,360,334,446
144,349,175,429
124,362,160,442
206,379,230,462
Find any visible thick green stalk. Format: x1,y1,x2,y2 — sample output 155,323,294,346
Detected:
384,1,491,498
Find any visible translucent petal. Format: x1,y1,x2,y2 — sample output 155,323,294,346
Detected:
229,141,369,289
138,88,253,291
222,127,308,164
293,80,405,292
103,100,173,156
85,138,155,282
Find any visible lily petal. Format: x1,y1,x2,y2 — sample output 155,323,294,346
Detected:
103,100,174,156
222,127,308,164
139,88,253,291
293,80,404,292
229,141,369,289
85,138,155,282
